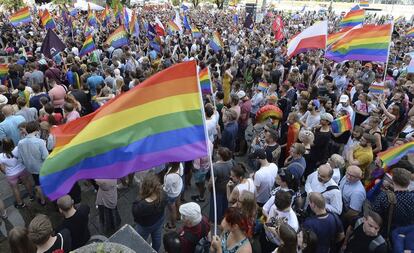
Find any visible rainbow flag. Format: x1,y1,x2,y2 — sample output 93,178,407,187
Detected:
192,26,202,38
40,61,208,200
101,5,111,27
79,35,96,57
106,26,129,48
87,4,97,27
0,64,9,78
325,24,392,63
407,27,414,38
209,31,224,52
41,9,56,30
258,82,269,92
360,0,369,7
199,68,212,94
331,115,352,133
369,84,385,94
10,7,32,27
129,12,139,37
327,27,352,46
340,9,365,27
168,20,180,33
378,141,414,168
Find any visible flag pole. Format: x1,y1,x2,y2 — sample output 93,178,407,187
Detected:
196,61,218,237
383,21,394,83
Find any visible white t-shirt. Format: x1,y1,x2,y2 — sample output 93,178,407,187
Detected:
235,178,256,196
0,147,25,176
163,169,183,198
266,207,299,244
254,163,278,204
206,111,219,143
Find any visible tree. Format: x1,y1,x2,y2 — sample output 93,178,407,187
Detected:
0,0,24,11
52,0,72,5
214,0,224,9
192,0,201,8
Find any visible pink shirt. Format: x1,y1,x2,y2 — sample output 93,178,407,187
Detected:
66,111,80,122
48,85,66,108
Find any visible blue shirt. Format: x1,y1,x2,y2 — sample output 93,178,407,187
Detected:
0,115,25,146
304,213,343,253
287,157,306,182
17,134,49,174
87,74,104,96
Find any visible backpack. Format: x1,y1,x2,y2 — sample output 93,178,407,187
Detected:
184,219,210,253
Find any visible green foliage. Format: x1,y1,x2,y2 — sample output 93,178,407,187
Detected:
172,0,180,6
0,0,24,11
52,0,73,5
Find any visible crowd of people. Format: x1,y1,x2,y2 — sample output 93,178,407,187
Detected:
1,2,414,253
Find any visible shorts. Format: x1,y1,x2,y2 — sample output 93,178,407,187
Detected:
32,174,40,186
6,170,30,186
193,170,208,183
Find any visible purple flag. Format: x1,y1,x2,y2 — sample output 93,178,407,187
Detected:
41,29,66,59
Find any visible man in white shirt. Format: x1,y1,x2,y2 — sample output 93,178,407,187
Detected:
250,149,278,207
204,104,219,143
336,94,355,124
305,163,343,215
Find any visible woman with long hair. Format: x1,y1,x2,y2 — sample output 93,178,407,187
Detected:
211,207,253,253
227,163,256,206
132,173,168,252
8,227,36,253
269,223,298,253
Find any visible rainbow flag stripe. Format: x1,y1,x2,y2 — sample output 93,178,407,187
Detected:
199,68,212,94
40,61,208,200
360,0,369,7
0,64,9,78
340,9,365,27
106,26,129,48
378,141,414,168
369,84,385,94
79,35,96,57
129,12,139,36
10,7,32,26
209,31,224,52
41,9,56,30
258,82,269,92
326,24,392,63
192,26,202,38
327,27,351,46
331,115,352,133
101,5,111,26
168,20,180,32
407,27,414,38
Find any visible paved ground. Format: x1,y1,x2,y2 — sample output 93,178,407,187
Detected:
0,170,213,252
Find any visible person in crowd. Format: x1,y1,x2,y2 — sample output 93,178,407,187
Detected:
250,148,278,207
227,163,256,205
327,154,345,184
0,137,33,208
95,179,121,234
17,121,48,206
221,108,239,152
339,166,366,226
372,167,414,235
48,80,66,113
56,195,91,249
192,154,210,203
15,97,38,122
347,133,375,184
163,231,182,253
28,214,72,253
342,210,387,253
305,163,343,215
304,192,344,253
179,202,210,253
163,162,183,230
211,207,252,253
297,228,318,253
300,99,321,130
0,105,25,145
63,102,80,123
132,173,168,252
285,143,307,184
8,226,37,253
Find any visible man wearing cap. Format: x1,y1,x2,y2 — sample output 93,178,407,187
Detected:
347,133,374,184
336,94,354,124
358,63,375,90
237,90,251,156
250,148,278,207
179,202,210,253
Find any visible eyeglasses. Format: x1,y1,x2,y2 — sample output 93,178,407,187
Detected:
346,172,360,179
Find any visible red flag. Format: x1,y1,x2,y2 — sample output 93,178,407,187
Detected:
272,16,284,41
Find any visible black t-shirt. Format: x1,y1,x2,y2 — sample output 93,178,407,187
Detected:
132,192,168,227
57,205,90,250
345,223,387,253
44,228,72,253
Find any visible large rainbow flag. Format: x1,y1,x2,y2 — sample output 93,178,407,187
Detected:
40,61,208,200
41,9,56,30
378,141,414,168
327,27,352,46
79,35,96,57
167,20,180,33
106,26,129,48
325,24,392,63
87,4,98,27
192,26,202,38
407,27,414,38
199,68,212,94
340,9,365,27
209,31,224,52
129,12,139,37
100,5,111,27
9,7,32,27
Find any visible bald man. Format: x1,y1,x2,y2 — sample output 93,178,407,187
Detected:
305,163,343,215
339,166,366,224
0,105,25,145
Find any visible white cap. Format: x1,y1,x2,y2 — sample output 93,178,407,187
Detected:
179,202,202,225
339,94,349,103
0,94,7,106
237,90,246,99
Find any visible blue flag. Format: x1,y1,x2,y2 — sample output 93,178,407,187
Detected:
351,5,360,11
183,15,191,31
233,14,239,25
147,23,156,40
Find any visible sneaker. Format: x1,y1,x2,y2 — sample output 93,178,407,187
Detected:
14,202,26,209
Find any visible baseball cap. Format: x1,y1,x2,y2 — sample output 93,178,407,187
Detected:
248,149,267,160
237,90,246,99
339,94,349,103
